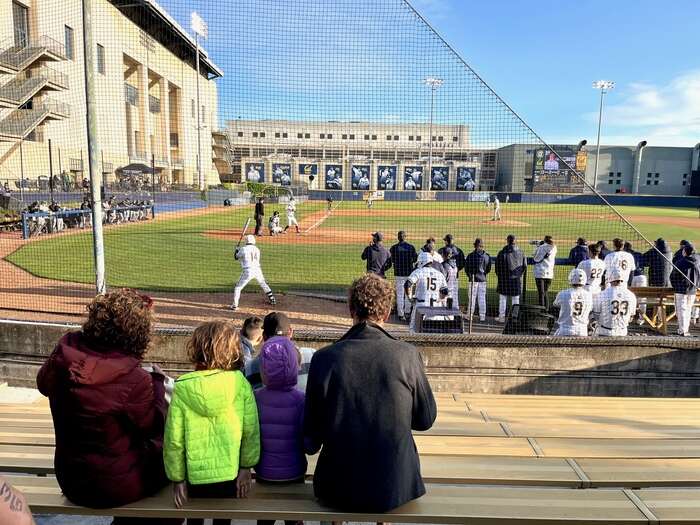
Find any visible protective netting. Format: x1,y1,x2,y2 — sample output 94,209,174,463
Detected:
0,0,697,336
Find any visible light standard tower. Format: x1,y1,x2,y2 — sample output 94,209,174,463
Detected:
592,80,614,191
423,77,443,183
191,12,208,192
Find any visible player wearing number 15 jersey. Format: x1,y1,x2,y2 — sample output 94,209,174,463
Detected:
603,238,636,287
405,251,449,332
577,243,606,297
593,268,637,336
553,269,592,337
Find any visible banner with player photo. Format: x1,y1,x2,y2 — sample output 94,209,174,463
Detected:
403,166,423,190
430,167,449,191
245,162,265,183
456,167,477,191
272,163,292,185
324,164,343,190
377,166,397,190
351,165,371,190
299,163,318,181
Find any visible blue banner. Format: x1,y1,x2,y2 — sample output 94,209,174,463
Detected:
377,165,397,190
325,164,343,190
430,167,449,191
456,167,477,191
404,166,423,190
272,163,292,185
245,163,265,183
351,165,371,190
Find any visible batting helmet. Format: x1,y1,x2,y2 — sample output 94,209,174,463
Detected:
568,268,587,286
417,251,433,267
245,235,256,245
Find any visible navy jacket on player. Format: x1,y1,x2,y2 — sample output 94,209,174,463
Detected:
390,241,418,277
568,244,589,266
495,244,526,296
643,239,673,287
362,243,392,277
670,251,700,295
464,249,492,282
438,244,465,272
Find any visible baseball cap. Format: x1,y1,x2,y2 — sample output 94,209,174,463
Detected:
608,268,624,282
245,234,256,245
417,251,433,267
568,268,587,286
263,312,291,339
372,231,384,242
443,234,453,243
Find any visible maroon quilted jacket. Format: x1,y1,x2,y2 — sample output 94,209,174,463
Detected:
37,331,169,508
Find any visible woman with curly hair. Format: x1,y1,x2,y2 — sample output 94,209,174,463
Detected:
37,289,175,520
304,273,437,513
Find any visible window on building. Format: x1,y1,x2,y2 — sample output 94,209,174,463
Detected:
320,133,326,139
260,132,265,138
252,132,258,138
349,134,354,140
327,134,333,139
201,105,206,123
683,173,688,179
647,172,652,178
683,181,687,186
364,134,370,140
416,135,421,141
608,179,614,185
654,180,659,185
616,180,621,185
96,44,105,75
191,99,195,119
394,135,399,141
386,135,392,141
12,2,29,49
237,131,243,137
275,132,280,138
371,135,377,140
646,181,651,186
453,136,458,142
655,173,660,178
65,25,75,60
342,134,347,139
438,136,444,142
297,133,303,139
408,136,414,141
282,132,288,138
609,172,614,177
304,133,310,139
617,172,622,176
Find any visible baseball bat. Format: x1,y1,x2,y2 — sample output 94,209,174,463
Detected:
236,217,252,248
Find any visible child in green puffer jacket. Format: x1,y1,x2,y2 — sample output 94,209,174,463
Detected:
164,320,261,525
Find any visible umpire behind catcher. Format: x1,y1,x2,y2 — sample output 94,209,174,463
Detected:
254,196,265,236
362,231,392,277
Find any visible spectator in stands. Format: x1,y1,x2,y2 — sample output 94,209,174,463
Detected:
674,240,692,263
390,230,418,321
0,476,35,525
670,243,700,337
569,238,589,266
464,238,492,322
533,235,557,310
304,273,436,512
2,182,10,196
593,269,637,336
361,231,392,277
240,316,263,365
495,234,526,323
644,238,673,287
164,320,260,524
246,312,314,392
36,290,177,517
597,240,611,259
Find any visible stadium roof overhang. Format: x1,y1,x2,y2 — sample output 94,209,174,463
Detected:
109,0,224,80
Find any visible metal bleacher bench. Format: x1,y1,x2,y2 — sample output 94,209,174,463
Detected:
630,286,700,335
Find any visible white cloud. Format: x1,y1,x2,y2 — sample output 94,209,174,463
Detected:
584,71,700,146
407,0,451,21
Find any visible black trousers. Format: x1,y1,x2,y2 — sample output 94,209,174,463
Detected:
186,480,238,525
254,215,263,235
535,278,552,310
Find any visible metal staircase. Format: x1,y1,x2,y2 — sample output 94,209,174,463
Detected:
0,36,66,73
0,98,70,140
0,65,68,108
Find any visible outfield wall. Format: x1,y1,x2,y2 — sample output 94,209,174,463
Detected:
3,320,699,397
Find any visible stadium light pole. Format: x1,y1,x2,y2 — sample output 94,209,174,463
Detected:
592,80,614,192
423,77,443,182
191,12,208,192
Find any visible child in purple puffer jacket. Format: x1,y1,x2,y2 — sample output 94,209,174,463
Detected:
255,335,306,525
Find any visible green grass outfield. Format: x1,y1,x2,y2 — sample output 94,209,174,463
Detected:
6,201,699,301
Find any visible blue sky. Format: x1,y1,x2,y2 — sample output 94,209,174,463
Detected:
163,0,699,147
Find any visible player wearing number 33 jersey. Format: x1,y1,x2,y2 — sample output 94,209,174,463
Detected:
405,252,449,332
593,268,637,336
553,269,592,337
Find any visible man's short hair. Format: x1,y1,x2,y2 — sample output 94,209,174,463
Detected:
263,312,291,339
589,243,600,257
348,273,394,322
613,238,624,250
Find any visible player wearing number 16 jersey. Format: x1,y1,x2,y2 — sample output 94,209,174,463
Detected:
578,243,606,297
405,252,449,332
553,269,592,337
593,268,637,336
603,238,636,287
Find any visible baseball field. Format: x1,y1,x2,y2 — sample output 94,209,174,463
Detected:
4,200,699,308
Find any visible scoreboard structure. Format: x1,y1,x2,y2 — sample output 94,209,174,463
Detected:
532,147,588,192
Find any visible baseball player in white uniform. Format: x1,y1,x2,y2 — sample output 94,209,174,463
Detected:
268,212,283,235
592,268,637,336
284,198,300,234
603,238,636,287
247,165,261,183
578,243,606,300
492,196,501,221
553,269,593,337
405,251,449,333
230,235,276,311
405,177,417,190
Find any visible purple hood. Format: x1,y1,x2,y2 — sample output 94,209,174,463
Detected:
261,336,298,391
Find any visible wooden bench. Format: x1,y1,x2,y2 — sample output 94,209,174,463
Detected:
630,286,700,335
9,475,665,524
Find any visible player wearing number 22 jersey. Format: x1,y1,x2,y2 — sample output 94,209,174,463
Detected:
553,269,592,337
593,269,637,336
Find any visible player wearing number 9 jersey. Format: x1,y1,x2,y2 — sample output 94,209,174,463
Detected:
405,252,449,332
593,268,637,336
577,243,606,297
553,269,592,337
603,238,636,287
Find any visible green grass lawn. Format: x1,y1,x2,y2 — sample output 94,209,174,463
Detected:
6,200,699,298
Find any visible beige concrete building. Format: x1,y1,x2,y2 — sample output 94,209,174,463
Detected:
226,119,497,190
0,0,224,190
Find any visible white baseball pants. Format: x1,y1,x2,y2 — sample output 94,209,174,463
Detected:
233,268,272,308
468,281,487,320
287,215,298,227
395,277,410,317
445,266,459,309
631,275,647,316
498,294,519,320
675,293,695,336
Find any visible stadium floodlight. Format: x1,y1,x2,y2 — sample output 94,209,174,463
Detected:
423,77,444,181
592,80,615,191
